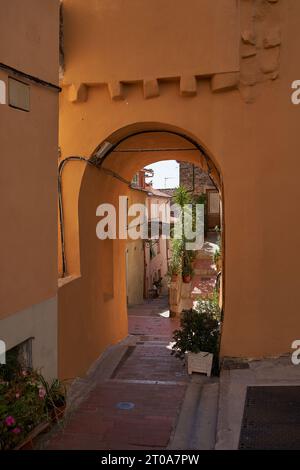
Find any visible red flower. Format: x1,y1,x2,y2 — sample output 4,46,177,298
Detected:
5,416,15,427
12,427,21,434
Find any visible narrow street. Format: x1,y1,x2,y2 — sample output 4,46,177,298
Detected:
43,297,190,450
2,0,300,457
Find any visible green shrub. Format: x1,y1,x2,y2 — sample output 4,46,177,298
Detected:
213,247,221,265
171,299,221,373
168,238,183,277
182,251,194,277
172,185,192,207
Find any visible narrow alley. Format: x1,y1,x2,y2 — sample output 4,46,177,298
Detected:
2,0,300,458
43,297,190,450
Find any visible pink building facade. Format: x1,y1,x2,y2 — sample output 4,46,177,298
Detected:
144,188,171,298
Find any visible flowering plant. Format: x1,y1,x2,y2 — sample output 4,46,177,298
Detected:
0,368,48,450
0,365,66,450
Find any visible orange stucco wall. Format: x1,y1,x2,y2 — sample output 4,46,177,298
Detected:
0,0,59,319
58,0,300,378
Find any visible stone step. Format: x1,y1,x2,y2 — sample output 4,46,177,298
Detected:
168,375,219,450
191,276,216,299
193,259,217,278
195,242,219,261
194,268,217,276
189,381,220,450
196,251,214,261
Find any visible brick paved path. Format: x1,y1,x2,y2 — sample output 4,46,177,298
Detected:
44,297,188,450
191,237,219,301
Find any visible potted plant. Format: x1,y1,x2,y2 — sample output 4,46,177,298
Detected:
182,265,192,283
0,355,67,450
171,299,221,376
0,368,49,450
172,185,192,207
168,258,181,282
39,376,67,423
182,255,193,283
168,238,183,282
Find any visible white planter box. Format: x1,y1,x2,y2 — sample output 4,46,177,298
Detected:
187,351,213,377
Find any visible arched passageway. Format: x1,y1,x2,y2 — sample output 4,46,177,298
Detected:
58,125,223,379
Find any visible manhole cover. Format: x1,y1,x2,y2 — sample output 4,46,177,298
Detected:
116,402,135,410
239,386,300,450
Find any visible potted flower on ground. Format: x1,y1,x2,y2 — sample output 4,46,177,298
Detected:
168,258,181,282
182,252,194,283
168,238,183,282
0,368,49,450
0,355,67,450
171,298,221,376
182,264,192,283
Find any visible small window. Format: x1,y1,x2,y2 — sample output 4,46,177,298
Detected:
8,78,30,112
0,80,6,104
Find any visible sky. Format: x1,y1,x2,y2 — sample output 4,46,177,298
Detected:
145,160,179,189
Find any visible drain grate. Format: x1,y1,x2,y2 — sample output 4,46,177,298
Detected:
116,402,135,410
239,386,300,450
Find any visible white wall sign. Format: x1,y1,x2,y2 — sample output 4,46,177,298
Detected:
0,80,6,104
0,340,6,364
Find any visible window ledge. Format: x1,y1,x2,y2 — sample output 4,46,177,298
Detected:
58,274,81,288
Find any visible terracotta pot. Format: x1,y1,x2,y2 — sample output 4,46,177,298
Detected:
171,274,178,282
182,274,191,283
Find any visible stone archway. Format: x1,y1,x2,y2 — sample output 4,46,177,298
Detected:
58,125,223,379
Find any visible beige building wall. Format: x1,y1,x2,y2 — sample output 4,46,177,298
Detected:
126,240,144,305
126,188,146,305
0,0,60,378
145,236,169,297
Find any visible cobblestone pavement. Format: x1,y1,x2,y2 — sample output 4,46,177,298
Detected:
44,297,189,450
